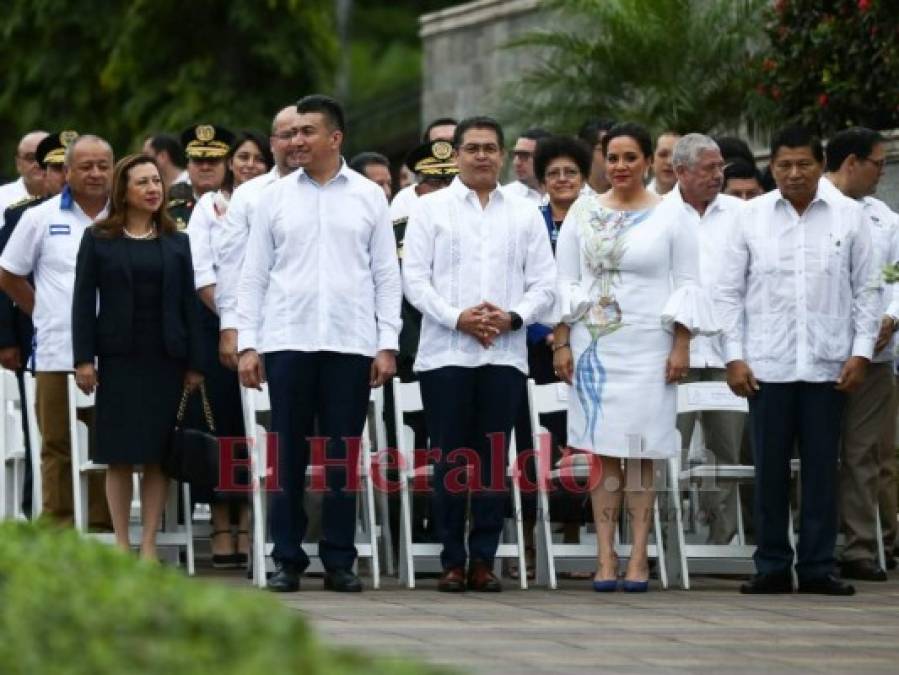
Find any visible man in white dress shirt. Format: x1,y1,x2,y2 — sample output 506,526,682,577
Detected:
0,130,49,213
823,127,899,581
237,95,401,593
0,135,113,526
668,134,746,545
503,128,551,205
717,126,880,595
403,116,556,592
213,105,301,370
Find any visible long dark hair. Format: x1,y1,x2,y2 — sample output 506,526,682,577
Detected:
223,130,274,193
92,153,177,238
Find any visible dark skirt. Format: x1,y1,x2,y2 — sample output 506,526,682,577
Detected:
94,352,186,465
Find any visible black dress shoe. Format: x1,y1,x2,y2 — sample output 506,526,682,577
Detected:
840,559,887,582
799,574,855,596
324,568,363,592
739,572,793,594
267,560,301,592
886,556,897,571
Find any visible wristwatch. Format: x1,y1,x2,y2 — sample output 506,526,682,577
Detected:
509,311,523,331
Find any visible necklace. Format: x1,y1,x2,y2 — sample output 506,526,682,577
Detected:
123,226,156,240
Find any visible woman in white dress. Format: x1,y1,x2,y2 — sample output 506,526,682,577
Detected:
552,123,717,591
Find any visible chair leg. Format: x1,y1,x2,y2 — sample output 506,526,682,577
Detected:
875,506,886,571
399,478,415,589
376,461,395,576
252,475,267,589
537,483,557,589
511,473,528,590
652,493,668,590
787,508,798,590
668,457,690,590
182,483,195,576
363,463,381,590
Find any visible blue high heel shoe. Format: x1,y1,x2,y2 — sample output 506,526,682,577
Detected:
621,579,649,593
592,578,619,592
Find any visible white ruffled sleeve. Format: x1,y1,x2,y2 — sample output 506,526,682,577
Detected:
660,212,720,336
552,197,593,324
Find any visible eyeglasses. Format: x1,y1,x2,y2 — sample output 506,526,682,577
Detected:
860,157,886,171
460,143,500,156
512,150,533,160
545,167,581,181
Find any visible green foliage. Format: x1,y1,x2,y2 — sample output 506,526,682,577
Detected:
753,0,899,134
0,522,449,675
504,0,766,136
0,0,337,175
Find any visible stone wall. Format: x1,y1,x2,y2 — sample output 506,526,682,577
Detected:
420,0,899,210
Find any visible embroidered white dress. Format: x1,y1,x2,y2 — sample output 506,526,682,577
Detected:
555,192,718,458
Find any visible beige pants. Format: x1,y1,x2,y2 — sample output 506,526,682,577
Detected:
35,372,110,528
676,367,747,544
840,362,894,562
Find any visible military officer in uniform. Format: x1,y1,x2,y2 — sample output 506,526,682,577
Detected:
167,124,233,229
0,130,77,517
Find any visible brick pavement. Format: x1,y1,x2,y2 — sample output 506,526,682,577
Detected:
214,571,899,674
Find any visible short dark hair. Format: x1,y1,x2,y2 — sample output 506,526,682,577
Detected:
453,116,505,150
723,158,763,188
533,135,592,183
825,126,885,172
296,94,346,133
519,128,552,143
770,125,824,164
601,122,653,159
714,136,755,166
349,151,390,176
147,133,185,168
578,118,617,146
423,117,458,142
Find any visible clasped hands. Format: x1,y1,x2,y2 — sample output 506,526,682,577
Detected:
456,301,512,348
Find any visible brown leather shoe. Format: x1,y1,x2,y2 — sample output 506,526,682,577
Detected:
438,566,466,593
467,560,502,592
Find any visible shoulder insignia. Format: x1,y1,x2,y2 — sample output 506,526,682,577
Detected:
8,195,41,210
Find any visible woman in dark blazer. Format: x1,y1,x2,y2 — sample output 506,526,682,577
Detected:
73,153,204,561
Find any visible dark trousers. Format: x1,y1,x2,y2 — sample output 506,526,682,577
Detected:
16,369,33,517
265,351,372,571
749,381,844,580
419,365,524,569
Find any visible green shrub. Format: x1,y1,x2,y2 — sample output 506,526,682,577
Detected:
0,522,450,675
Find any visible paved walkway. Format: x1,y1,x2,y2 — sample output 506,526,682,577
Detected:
214,572,899,674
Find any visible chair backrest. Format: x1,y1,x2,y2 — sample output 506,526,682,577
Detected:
1,370,20,460
391,378,422,471
66,374,95,467
676,381,747,414
368,386,387,453
526,379,567,444
240,384,271,476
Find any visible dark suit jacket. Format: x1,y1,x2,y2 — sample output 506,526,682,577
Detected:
0,197,46,357
72,227,204,372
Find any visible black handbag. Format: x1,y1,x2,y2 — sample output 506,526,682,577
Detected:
162,383,219,489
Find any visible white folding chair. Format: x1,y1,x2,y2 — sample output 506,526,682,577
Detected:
669,381,800,589
241,382,382,589
367,386,395,576
393,377,528,590
1,370,27,520
528,380,670,590
66,374,195,573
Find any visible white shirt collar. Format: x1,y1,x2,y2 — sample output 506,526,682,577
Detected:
448,175,505,204
297,158,352,187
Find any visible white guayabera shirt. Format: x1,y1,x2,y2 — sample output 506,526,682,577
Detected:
402,177,557,374
665,186,744,369
236,161,401,357
716,183,881,383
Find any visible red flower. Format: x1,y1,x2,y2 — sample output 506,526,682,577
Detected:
818,93,829,107
858,0,871,11
762,57,778,72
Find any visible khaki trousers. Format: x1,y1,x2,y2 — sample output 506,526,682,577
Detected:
839,361,894,562
35,372,111,528
676,367,747,544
